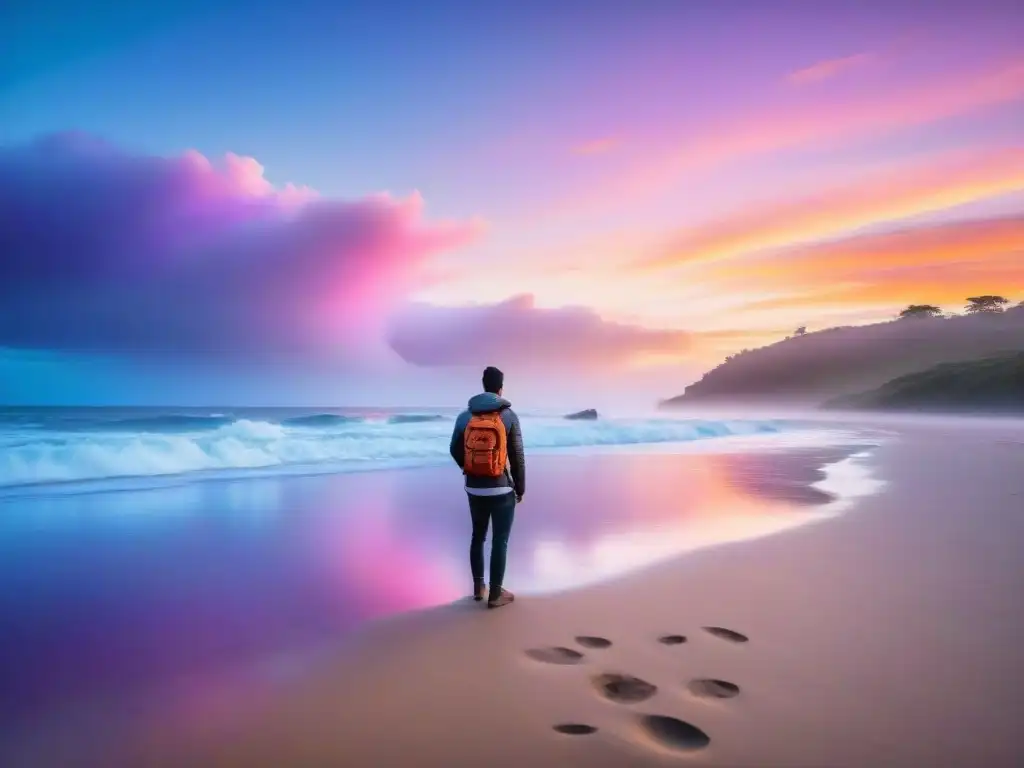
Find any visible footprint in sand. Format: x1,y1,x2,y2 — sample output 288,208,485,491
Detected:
553,723,598,735
703,626,749,643
574,635,612,649
537,628,748,755
687,678,741,699
638,714,711,752
657,634,687,645
526,646,585,665
591,673,658,704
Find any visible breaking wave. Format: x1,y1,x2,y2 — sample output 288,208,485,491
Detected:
0,412,792,488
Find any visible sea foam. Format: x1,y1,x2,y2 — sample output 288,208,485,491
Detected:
0,413,791,488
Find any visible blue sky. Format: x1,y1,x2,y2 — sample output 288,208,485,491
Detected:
2,0,1022,405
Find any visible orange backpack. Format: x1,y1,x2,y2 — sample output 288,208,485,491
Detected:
463,412,508,478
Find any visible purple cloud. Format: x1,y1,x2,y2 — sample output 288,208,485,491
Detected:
0,133,480,359
386,295,691,369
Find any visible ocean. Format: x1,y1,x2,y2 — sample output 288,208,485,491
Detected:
0,406,797,492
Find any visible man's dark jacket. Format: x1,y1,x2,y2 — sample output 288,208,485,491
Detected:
449,392,526,495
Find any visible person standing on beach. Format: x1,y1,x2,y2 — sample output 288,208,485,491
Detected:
449,366,526,609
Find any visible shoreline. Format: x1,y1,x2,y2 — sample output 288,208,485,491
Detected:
126,422,1024,767
0,413,877,496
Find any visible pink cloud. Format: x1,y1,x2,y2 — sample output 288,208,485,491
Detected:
571,137,620,156
642,146,1024,270
0,133,481,359
550,58,1024,218
787,52,877,85
386,294,691,369
690,59,1024,167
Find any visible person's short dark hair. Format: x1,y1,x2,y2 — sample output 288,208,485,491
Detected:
482,366,504,394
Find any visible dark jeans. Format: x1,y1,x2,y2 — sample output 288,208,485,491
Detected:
468,492,516,589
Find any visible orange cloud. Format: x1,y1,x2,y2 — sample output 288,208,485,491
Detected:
571,137,620,156
722,216,1024,282
736,256,1023,314
699,216,1024,319
787,52,876,85
641,147,1024,272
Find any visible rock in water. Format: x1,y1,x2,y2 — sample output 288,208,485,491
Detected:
564,409,598,420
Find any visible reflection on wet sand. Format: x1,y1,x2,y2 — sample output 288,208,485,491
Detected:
0,444,882,765
521,447,871,591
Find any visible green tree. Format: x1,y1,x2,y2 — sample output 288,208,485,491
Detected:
793,325,807,336
897,304,943,320
965,295,1009,314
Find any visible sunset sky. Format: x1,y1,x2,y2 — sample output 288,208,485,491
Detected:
1,0,1022,405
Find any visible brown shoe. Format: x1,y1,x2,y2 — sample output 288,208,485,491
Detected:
487,588,515,609
473,581,487,601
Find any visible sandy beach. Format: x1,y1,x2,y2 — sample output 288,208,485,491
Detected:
4,418,1020,767
165,421,1024,767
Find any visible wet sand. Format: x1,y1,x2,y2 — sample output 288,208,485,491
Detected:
6,423,1024,766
